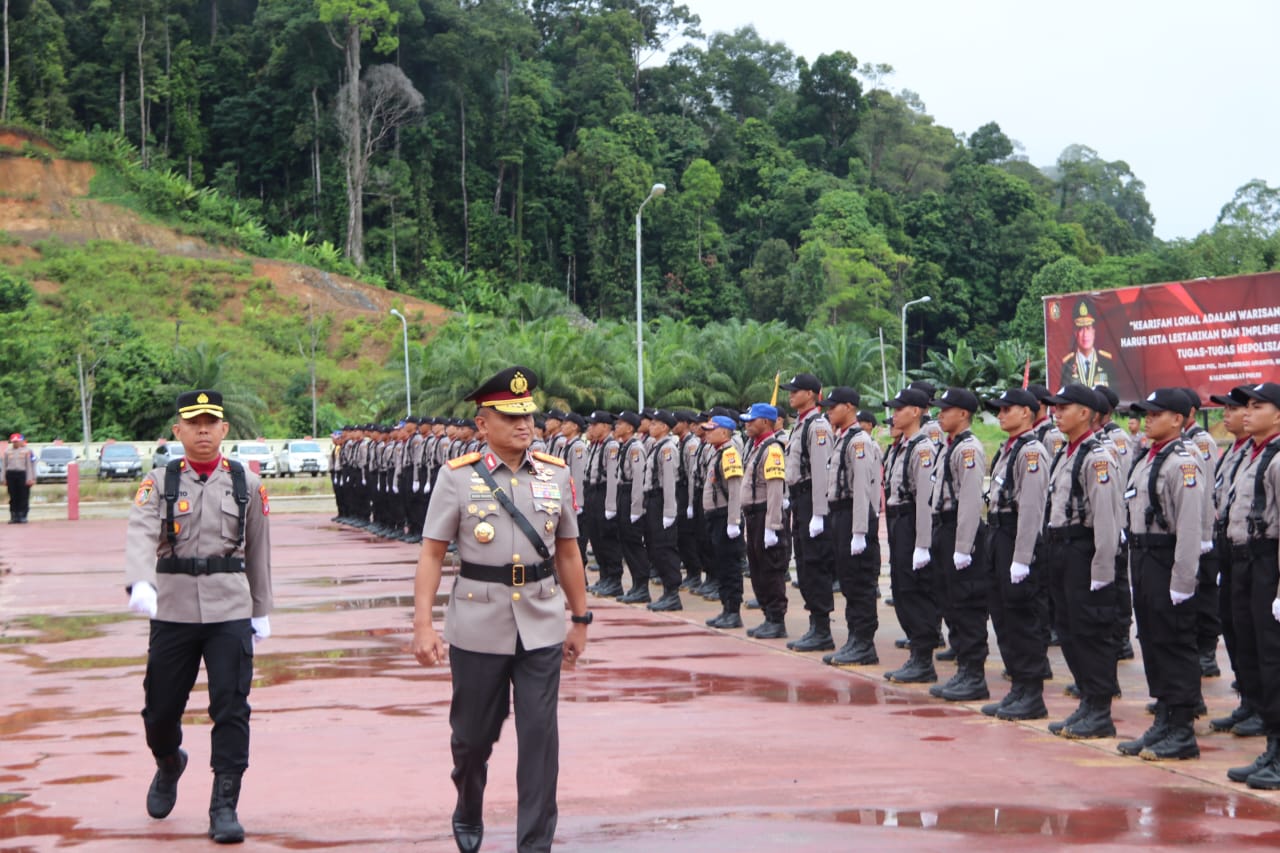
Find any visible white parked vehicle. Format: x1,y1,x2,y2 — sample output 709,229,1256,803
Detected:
276,440,329,477
228,441,278,477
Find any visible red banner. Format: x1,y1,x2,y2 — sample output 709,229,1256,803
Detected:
1043,272,1280,406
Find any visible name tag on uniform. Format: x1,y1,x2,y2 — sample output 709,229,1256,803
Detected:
993,476,1005,489
531,481,561,501
1123,487,1137,501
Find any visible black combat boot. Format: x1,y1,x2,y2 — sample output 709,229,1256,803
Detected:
982,683,1022,717
707,609,742,629
593,576,624,598
786,616,817,650
680,572,701,591
752,619,788,640
939,663,990,702
618,583,651,604
935,646,958,662
1116,637,1135,660
145,748,187,819
997,681,1049,721
1140,706,1200,761
789,615,835,652
1229,735,1280,783
1049,699,1088,735
826,636,878,666
647,589,683,612
1118,702,1169,756
929,667,965,698
1061,695,1116,740
1200,644,1221,678
1234,712,1266,737
207,773,245,844
1211,699,1253,732
884,648,937,684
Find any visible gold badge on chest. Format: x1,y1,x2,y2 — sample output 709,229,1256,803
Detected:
474,521,496,543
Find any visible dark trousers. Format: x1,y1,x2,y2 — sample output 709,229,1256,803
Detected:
676,484,702,577
932,514,989,666
706,507,745,610
6,470,30,517
745,507,790,622
584,484,622,579
449,641,562,853
616,486,650,587
1216,533,1240,680
696,506,719,582
142,618,253,775
887,509,940,650
644,494,681,592
1114,547,1133,646
790,484,834,616
1131,543,1200,708
1230,542,1280,730
408,489,430,537
985,518,1049,682
1195,550,1222,654
1045,533,1119,701
829,501,880,640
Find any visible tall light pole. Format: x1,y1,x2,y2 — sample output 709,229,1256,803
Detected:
635,182,665,411
900,295,931,389
389,308,411,418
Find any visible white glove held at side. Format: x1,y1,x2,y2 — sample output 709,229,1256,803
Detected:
662,516,675,529
726,523,741,539
251,616,271,645
1170,590,1193,606
911,547,931,570
763,528,779,548
1090,580,1112,592
1010,562,1030,584
808,515,825,538
128,581,157,618
850,533,866,555
953,551,972,570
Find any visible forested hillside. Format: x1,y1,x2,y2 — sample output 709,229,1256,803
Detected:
2,1,1278,440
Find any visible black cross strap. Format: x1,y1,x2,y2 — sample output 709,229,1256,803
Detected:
471,459,552,562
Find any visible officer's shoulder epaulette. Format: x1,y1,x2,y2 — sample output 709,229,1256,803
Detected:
1062,353,1074,363
532,451,566,467
448,452,483,469
1100,350,1113,359
1174,445,1192,457
1089,444,1110,455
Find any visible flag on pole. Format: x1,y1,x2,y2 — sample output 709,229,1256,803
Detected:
1022,358,1031,389
770,372,781,407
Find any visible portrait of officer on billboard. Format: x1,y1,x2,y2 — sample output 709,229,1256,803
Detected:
1060,298,1115,388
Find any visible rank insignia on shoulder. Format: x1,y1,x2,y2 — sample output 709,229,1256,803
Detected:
1026,451,1040,473
448,452,484,469
532,451,566,467
1093,459,1110,484
1181,463,1198,487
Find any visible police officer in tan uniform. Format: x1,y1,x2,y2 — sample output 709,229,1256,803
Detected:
643,410,683,611
4,432,36,523
1116,388,1204,761
124,390,272,844
701,414,747,628
740,403,790,639
610,412,651,604
411,366,589,853
1180,388,1224,677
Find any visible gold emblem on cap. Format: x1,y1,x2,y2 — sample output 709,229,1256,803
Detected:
474,521,495,543
510,372,529,395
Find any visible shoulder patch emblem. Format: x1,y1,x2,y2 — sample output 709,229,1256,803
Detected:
1195,438,1212,461
134,478,154,507
1093,459,1110,484
1181,463,1198,488
1026,451,1040,473
854,441,866,459
722,447,744,478
961,448,976,469
662,447,673,462
448,451,484,470
607,446,619,459
816,428,829,446
532,451,566,467
259,484,270,515
919,448,934,469
764,444,786,481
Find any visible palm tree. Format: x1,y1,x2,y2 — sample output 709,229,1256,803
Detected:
805,325,887,401
700,320,793,410
157,343,264,437
976,339,1045,397
912,340,988,391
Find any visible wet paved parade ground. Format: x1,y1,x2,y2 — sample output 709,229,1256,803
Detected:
4,514,1280,851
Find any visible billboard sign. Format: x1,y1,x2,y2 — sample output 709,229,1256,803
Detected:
1044,272,1280,405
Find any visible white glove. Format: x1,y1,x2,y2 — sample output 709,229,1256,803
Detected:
1090,580,1112,591
1010,561,1030,584
850,533,866,555
686,505,694,520
808,515,825,538
763,528,779,548
412,480,420,493
1200,540,1213,555
630,513,642,524
953,551,972,570
605,510,616,520
251,616,271,645
782,497,791,511
911,547,931,570
1273,597,1280,623
1170,589,1193,605
392,483,399,494
128,581,157,618
576,506,583,515
726,523,741,539
662,515,675,529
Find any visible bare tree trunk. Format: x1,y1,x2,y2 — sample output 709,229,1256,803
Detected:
493,163,505,214
163,20,171,156
1,0,10,123
137,13,148,167
342,26,364,266
119,71,126,134
77,353,93,456
210,0,218,45
389,197,398,282
516,164,524,282
460,94,469,271
311,86,322,228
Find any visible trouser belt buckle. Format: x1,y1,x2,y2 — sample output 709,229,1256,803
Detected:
512,563,526,586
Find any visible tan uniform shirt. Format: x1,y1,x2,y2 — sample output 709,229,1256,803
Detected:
884,432,937,551
643,435,678,519
702,440,744,517
986,432,1049,567
563,436,587,507
827,425,882,537
1045,437,1121,584
1125,440,1204,595
929,431,986,555
1183,424,1218,541
1214,437,1252,518
125,459,272,623
1035,418,1066,457
1225,437,1280,559
424,450,579,654
3,446,35,479
740,433,786,531
785,409,833,517
607,438,646,519
1100,422,1132,463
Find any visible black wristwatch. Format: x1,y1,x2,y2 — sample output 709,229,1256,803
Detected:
570,611,593,625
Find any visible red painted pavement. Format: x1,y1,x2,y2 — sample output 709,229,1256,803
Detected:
3,515,1280,851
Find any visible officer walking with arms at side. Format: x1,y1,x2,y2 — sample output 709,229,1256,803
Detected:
1116,388,1205,761
1042,384,1122,739
411,366,589,852
740,403,791,639
124,390,272,844
4,432,36,523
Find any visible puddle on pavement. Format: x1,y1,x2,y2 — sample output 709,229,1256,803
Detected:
0,613,132,645
253,646,429,687
299,574,414,586
283,593,443,614
892,707,971,718
563,666,924,707
45,774,117,785
0,706,123,738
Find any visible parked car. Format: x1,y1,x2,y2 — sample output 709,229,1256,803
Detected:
98,443,143,480
276,440,329,477
35,446,76,483
229,442,277,477
151,442,186,470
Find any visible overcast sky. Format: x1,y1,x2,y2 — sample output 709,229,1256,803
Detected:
675,0,1278,240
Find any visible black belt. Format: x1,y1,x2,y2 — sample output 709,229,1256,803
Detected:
829,498,853,510
885,504,915,519
933,508,957,524
1043,525,1092,543
460,559,555,587
743,504,766,516
1128,532,1177,549
156,556,245,575
988,512,1019,529
1230,539,1280,560
704,506,729,520
791,481,812,494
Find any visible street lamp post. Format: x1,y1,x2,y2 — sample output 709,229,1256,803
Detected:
900,295,931,389
635,182,666,411
389,308,411,418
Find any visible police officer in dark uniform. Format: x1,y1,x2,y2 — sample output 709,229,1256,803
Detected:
411,366,590,852
124,390,273,844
